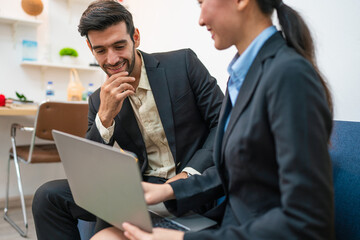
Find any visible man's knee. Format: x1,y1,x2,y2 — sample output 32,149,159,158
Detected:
32,179,70,215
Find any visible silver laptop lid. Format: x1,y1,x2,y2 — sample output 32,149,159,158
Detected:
52,130,153,232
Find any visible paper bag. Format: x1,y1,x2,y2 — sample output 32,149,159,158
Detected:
67,68,84,101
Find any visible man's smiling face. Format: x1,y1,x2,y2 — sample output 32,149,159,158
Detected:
88,21,138,77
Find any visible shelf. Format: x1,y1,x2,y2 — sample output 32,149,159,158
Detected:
0,15,42,26
21,61,100,71
21,61,101,84
0,15,42,48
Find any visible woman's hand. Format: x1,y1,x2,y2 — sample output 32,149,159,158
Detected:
142,182,175,205
123,223,184,240
90,224,184,240
90,227,128,240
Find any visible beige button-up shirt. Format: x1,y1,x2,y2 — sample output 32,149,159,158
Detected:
95,52,199,179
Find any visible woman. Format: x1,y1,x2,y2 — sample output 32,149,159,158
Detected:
92,0,335,239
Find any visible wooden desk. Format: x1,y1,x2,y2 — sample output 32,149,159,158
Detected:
0,106,38,116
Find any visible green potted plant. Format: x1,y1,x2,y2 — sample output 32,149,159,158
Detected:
59,47,78,64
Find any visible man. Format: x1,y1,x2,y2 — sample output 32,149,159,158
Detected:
32,0,223,239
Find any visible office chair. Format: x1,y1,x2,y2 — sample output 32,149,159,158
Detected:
329,120,360,240
4,101,88,237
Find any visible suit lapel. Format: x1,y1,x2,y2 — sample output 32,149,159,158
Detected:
116,98,145,153
221,32,285,155
213,90,232,193
214,89,231,168
141,51,177,161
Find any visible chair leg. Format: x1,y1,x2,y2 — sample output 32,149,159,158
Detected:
4,154,28,237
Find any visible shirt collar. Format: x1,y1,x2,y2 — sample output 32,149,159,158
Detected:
137,51,151,91
227,26,277,84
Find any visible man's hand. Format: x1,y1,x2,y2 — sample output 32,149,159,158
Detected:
98,71,136,127
165,172,188,184
142,182,175,205
123,223,184,240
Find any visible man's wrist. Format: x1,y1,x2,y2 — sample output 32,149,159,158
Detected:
98,112,114,128
182,167,200,177
184,171,192,178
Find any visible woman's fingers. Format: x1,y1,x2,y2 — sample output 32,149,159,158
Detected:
123,223,152,240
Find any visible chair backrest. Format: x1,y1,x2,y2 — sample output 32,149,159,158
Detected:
329,120,360,240
34,101,89,141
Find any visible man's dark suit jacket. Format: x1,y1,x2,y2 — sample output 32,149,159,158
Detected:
169,33,335,239
86,49,224,175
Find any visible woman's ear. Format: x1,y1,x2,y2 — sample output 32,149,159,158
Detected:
237,0,250,11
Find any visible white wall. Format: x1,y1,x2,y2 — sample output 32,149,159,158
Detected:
0,0,104,199
0,0,359,199
129,0,235,93
129,0,360,121
285,0,360,121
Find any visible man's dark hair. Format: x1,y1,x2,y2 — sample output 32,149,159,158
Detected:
78,0,135,44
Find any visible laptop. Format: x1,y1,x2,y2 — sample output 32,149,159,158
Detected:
52,130,217,233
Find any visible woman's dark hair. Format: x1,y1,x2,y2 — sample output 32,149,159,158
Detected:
78,0,135,44
256,0,333,114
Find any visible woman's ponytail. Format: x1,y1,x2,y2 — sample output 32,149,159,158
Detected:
257,0,333,114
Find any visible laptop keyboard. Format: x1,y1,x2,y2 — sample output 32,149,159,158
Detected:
150,212,189,232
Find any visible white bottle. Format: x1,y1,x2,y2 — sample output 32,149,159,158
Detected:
86,83,95,101
45,81,55,101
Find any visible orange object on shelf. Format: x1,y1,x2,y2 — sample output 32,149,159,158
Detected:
21,0,44,16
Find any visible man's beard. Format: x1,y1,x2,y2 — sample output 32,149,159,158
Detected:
103,47,136,77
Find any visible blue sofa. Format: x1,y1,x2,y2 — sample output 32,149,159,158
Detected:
78,120,360,240
329,120,360,240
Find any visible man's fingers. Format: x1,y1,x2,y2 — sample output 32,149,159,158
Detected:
106,71,135,84
103,71,129,85
108,71,129,80
115,90,135,102
103,76,135,91
116,83,135,93
113,76,136,85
